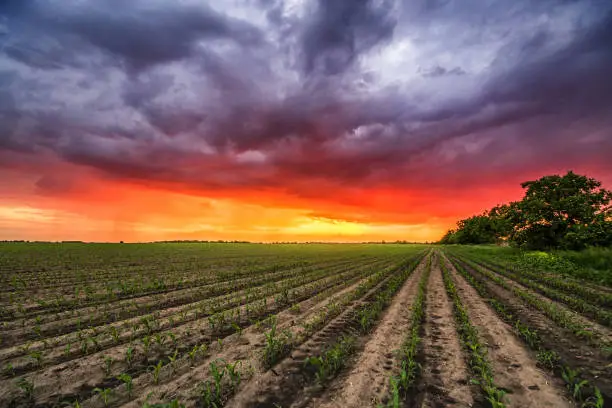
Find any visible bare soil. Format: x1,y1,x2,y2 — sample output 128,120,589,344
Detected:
118,269,377,408
227,259,426,408
456,258,612,401
418,256,475,408
305,258,427,408
444,256,572,408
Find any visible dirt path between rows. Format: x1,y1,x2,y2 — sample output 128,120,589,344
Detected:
457,259,612,400
228,258,425,408
484,263,612,346
305,257,428,408
116,265,395,408
443,256,572,408
419,256,474,408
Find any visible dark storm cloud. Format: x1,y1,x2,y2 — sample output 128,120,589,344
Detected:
1,0,612,196
301,0,397,75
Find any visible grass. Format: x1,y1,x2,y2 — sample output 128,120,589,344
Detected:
555,247,612,274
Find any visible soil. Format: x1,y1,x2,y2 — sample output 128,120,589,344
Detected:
455,258,612,401
0,261,383,408
227,257,427,408
118,268,380,408
443,256,572,408
418,255,475,408
304,257,427,408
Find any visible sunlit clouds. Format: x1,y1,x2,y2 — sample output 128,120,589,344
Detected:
1,0,611,241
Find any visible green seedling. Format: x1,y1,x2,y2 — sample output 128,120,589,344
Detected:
93,387,112,407
117,373,133,398
150,361,163,384
16,377,34,400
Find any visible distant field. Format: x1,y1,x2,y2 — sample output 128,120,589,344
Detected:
0,243,610,407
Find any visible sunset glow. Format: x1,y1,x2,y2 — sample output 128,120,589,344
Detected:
1,1,611,242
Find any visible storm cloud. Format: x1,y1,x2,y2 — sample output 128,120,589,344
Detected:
1,0,611,200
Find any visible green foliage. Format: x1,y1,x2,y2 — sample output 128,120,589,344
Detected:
93,387,112,407
441,215,501,245
262,321,292,369
305,335,356,384
197,359,242,408
116,373,133,398
16,377,34,400
441,171,612,249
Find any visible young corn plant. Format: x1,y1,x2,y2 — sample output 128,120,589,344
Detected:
305,335,356,385
440,258,506,408
125,346,135,368
16,377,34,401
102,355,114,377
93,387,112,407
150,361,164,385
117,373,133,398
262,321,292,369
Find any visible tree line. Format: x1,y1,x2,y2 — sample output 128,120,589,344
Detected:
440,171,612,250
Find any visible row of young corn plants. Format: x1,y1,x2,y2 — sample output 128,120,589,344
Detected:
454,255,612,327
261,253,428,370
451,256,612,351
44,256,428,408
467,256,612,309
439,258,507,408
448,255,605,408
125,254,427,408
1,253,372,323
2,262,389,408
300,254,430,388
233,254,429,408
447,248,612,308
1,258,385,373
383,252,432,407
2,258,362,338
0,258,316,316
0,243,310,290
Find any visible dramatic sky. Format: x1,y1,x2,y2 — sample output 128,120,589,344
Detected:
1,0,611,242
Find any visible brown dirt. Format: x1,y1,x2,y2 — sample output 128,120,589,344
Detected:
419,256,475,408
116,270,378,408
456,258,612,400
443,256,572,408
226,258,425,408
304,257,427,408
484,263,612,347
0,264,376,407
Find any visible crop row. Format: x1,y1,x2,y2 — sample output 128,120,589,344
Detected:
451,256,611,351
0,258,355,319
440,256,506,407
452,251,612,324
447,253,605,408
384,252,431,407
1,258,385,380
4,252,427,408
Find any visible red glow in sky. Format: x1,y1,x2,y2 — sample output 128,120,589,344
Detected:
1,1,611,242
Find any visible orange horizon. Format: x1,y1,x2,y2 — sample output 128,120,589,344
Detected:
2,154,611,243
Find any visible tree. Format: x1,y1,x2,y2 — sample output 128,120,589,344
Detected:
440,214,501,245
508,171,612,249
439,171,612,249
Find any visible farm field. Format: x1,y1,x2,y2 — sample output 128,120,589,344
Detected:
0,243,610,408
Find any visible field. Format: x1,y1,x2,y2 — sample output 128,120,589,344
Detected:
0,243,610,408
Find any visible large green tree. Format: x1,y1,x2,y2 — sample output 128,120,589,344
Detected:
440,171,612,249
508,171,612,249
